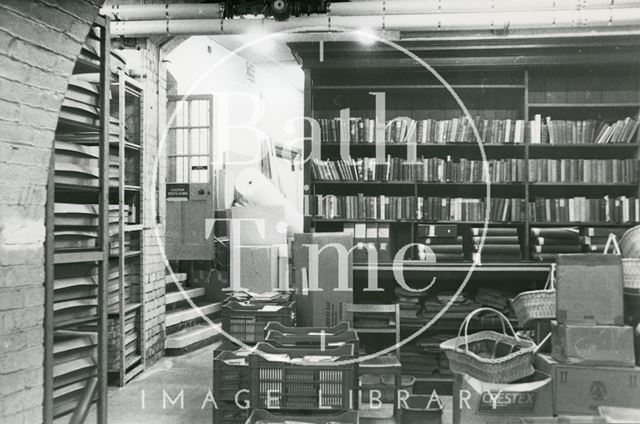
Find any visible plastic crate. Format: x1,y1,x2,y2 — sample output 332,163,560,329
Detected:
249,342,357,411
264,322,351,336
246,409,359,424
213,350,250,402
265,329,360,354
214,401,250,424
222,301,296,344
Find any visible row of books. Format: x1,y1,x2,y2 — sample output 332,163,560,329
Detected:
311,157,526,182
346,224,629,262
306,195,527,222
528,159,639,183
307,194,640,223
316,115,639,145
545,116,639,145
529,227,628,261
317,117,532,145
343,223,393,262
528,196,640,223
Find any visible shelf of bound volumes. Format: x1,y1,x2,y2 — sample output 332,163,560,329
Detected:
302,65,640,264
107,69,145,387
45,18,110,424
290,37,640,399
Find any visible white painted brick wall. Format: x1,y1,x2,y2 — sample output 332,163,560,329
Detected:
0,1,101,422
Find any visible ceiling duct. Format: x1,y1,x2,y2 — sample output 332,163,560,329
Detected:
109,7,640,37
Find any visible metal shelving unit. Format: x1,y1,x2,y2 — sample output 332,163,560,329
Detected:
107,70,145,387
44,16,110,424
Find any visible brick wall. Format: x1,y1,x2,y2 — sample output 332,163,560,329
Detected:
0,1,101,422
140,39,168,364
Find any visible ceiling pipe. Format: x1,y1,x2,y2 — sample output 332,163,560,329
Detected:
330,0,640,16
110,8,640,37
100,3,224,21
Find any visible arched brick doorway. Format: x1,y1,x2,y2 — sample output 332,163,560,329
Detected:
0,1,101,421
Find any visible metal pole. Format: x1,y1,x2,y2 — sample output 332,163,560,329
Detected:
110,8,640,37
101,3,224,21
330,0,640,16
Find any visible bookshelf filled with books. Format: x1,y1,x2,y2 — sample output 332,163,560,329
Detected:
290,39,640,394
303,66,640,264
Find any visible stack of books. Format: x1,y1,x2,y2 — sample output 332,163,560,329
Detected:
395,287,423,318
530,227,582,261
471,227,522,262
417,224,464,262
475,287,511,311
581,226,628,253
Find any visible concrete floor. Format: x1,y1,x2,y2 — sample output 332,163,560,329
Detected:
83,345,453,424
86,345,217,424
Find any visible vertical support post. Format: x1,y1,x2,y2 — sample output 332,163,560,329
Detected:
523,70,531,261
98,15,111,424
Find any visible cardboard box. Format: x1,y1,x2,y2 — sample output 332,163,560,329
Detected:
556,254,624,325
452,371,553,424
536,354,640,416
239,245,278,293
293,232,353,327
229,205,287,246
551,321,636,367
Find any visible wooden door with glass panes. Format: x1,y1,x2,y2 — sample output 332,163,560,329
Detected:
166,95,215,260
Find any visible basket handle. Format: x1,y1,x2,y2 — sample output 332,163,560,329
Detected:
603,233,622,255
544,263,556,290
457,307,520,351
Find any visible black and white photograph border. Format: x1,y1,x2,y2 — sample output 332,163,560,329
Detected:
1,1,640,424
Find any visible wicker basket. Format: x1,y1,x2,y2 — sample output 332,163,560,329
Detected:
440,307,537,384
511,264,556,327
604,234,640,291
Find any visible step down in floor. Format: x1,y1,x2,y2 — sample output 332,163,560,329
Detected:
165,287,206,305
165,322,222,355
166,302,221,328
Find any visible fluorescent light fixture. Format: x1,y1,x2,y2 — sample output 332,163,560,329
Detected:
355,28,377,45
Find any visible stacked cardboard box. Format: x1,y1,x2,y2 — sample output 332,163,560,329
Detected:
293,232,353,327
539,254,640,416
229,206,288,293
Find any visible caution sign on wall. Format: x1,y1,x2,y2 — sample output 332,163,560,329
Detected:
167,183,190,202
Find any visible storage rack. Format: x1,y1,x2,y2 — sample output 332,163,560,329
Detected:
107,70,145,386
44,17,110,424
303,67,640,261
289,36,640,396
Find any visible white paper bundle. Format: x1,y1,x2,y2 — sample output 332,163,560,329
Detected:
234,168,303,236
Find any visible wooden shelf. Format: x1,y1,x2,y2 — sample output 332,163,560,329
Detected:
124,224,143,232
313,180,524,186
313,84,525,90
109,250,141,259
528,102,640,108
529,182,639,187
354,261,551,273
530,221,638,226
312,218,525,225
318,142,524,148
54,250,104,265
108,302,141,316
529,143,639,148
